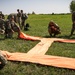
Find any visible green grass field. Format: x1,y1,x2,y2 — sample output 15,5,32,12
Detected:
0,14,75,75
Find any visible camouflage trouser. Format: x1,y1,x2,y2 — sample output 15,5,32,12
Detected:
12,25,21,38
70,23,75,36
5,29,13,38
21,19,25,30
0,51,7,69
17,17,21,29
48,27,61,37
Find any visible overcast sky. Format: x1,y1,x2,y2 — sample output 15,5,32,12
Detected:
0,0,72,14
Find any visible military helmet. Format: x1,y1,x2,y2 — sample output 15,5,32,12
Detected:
17,9,19,12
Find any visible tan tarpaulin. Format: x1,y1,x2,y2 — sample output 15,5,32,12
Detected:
19,32,41,41
1,32,75,69
1,51,75,69
27,38,54,55
19,32,75,43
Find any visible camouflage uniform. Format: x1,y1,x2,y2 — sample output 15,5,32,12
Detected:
21,10,28,30
17,9,21,29
0,11,5,19
70,11,75,36
0,51,7,69
7,14,17,23
5,15,20,38
11,19,21,38
5,20,13,38
48,21,61,37
0,15,5,34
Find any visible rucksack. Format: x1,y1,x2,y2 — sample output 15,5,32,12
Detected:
24,23,30,31
22,14,28,20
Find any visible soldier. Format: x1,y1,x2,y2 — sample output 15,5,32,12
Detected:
0,15,5,34
48,21,61,37
0,51,7,69
7,14,17,23
17,9,21,29
0,11,5,19
21,10,28,30
5,15,21,38
70,11,75,36
5,19,14,38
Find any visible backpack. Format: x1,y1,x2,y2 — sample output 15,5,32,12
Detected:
24,23,30,31
22,14,28,20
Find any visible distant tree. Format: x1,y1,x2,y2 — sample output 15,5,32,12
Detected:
52,12,54,15
32,11,36,14
28,13,31,15
70,0,75,12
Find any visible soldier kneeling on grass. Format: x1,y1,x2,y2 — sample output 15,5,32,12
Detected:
0,51,7,69
48,21,61,37
5,15,21,38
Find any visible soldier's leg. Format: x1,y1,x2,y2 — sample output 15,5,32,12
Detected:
21,20,24,30
18,18,21,29
0,52,7,69
12,25,21,38
70,22,75,36
4,29,8,38
17,29,21,38
53,30,59,37
70,28,74,36
8,32,13,38
23,20,26,30
48,31,52,37
48,28,52,37
7,29,13,38
70,24,74,36
53,33,57,37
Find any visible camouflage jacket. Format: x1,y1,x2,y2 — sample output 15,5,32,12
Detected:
0,18,5,30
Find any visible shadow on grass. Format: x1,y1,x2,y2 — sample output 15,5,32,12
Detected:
0,38,5,40
44,34,75,40
44,35,70,39
10,61,75,71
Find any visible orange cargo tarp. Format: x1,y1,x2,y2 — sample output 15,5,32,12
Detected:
27,38,54,55
19,32,41,41
1,33,75,70
56,39,75,43
19,32,75,43
1,51,75,70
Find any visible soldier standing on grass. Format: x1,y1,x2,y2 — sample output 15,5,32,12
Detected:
70,11,75,36
17,9,21,29
21,10,28,30
0,51,7,69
